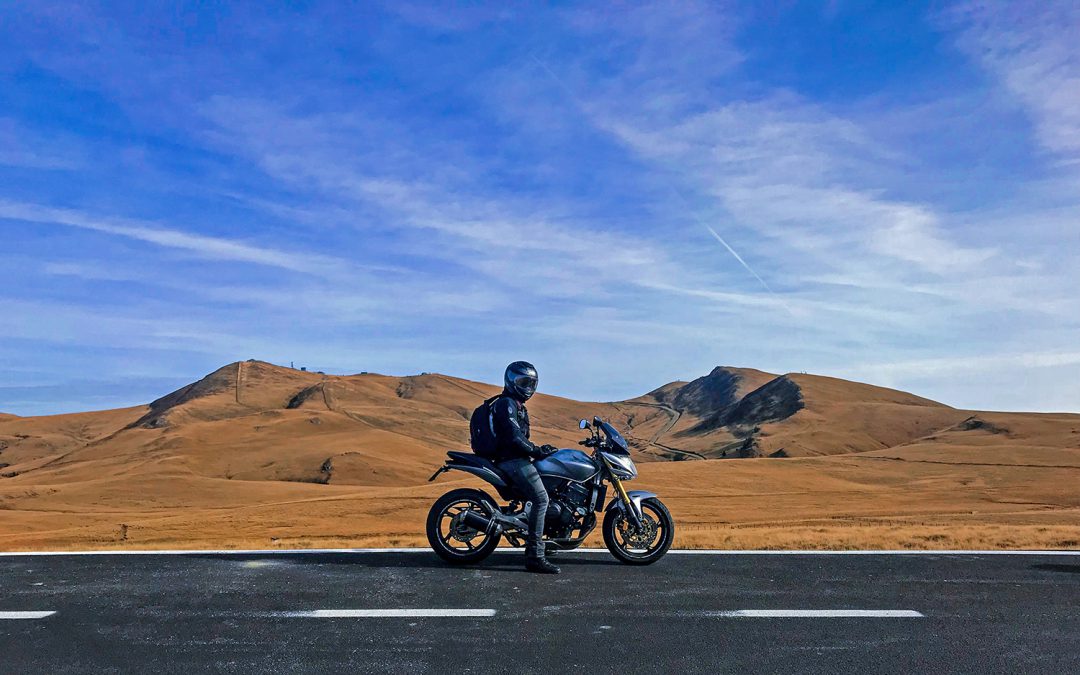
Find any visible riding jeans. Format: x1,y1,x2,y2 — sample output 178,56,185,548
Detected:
497,458,549,559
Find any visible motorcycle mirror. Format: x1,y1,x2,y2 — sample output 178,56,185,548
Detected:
579,419,589,430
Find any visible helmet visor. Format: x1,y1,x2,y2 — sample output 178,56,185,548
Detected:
513,375,537,394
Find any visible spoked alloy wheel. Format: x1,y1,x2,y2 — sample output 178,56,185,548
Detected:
426,488,502,564
602,497,674,565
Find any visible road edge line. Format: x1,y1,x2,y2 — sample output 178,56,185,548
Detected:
1,548,1079,557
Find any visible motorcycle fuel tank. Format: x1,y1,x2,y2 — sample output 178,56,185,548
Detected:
534,448,599,482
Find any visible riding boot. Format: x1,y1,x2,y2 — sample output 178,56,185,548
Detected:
525,541,560,574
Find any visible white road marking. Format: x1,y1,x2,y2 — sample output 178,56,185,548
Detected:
715,610,924,618
285,609,496,618
662,550,1080,556
0,611,55,620
1,548,1078,557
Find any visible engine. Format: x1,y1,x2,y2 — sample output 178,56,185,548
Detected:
559,482,592,513
543,481,592,538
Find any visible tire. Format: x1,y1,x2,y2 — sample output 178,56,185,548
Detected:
426,488,502,565
602,497,674,565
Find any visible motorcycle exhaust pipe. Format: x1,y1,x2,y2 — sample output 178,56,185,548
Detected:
460,509,501,536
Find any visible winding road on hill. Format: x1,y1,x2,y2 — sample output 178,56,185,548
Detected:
618,401,707,460
3,549,1079,673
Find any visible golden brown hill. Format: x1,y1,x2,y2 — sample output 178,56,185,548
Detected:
1,360,1078,551
616,366,967,459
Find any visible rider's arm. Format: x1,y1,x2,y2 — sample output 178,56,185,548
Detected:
492,397,542,459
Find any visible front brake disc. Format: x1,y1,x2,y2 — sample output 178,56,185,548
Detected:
620,514,658,548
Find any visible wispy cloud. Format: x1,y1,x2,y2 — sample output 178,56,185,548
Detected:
0,119,86,170
196,99,691,302
0,200,347,276
945,2,1080,163
849,349,1080,379
594,96,1000,282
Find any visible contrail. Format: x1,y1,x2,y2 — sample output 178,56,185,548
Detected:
669,187,793,314
704,225,775,295
529,54,589,111
704,225,793,314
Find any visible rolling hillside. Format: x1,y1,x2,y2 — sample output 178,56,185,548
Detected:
1,360,1078,551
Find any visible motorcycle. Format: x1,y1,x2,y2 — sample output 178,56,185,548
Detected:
425,416,675,565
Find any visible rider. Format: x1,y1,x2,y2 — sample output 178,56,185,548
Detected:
490,361,560,575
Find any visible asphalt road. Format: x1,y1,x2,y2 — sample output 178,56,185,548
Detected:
3,549,1080,674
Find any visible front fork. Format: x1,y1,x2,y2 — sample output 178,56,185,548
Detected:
603,462,644,528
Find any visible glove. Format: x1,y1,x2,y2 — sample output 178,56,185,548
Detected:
539,444,557,457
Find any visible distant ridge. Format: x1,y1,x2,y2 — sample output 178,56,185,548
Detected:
0,358,1040,487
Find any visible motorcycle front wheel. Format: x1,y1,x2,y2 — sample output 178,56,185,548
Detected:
602,497,675,565
426,488,502,565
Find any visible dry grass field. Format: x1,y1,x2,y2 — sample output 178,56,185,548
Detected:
2,360,1078,551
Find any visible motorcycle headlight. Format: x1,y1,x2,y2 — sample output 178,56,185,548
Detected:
605,453,637,480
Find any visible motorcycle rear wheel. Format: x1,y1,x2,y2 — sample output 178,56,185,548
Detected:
602,497,674,565
426,488,502,565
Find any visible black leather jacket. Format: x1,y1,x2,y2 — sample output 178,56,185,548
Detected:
491,394,543,461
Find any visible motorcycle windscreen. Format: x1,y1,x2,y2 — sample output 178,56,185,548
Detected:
600,421,630,454
534,448,599,482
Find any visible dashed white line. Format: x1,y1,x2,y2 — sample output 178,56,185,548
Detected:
285,609,497,618
0,611,56,620
714,610,924,618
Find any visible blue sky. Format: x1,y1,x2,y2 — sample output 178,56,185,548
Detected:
2,1,1078,415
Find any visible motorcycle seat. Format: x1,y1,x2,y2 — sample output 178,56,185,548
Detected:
446,451,512,485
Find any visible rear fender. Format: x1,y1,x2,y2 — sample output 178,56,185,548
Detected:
445,463,508,488
431,454,517,501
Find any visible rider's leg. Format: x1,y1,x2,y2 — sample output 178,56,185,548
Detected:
497,458,558,573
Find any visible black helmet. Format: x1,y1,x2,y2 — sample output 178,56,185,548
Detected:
503,361,538,401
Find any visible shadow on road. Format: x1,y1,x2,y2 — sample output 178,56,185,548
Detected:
1032,563,1080,575
184,551,623,571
